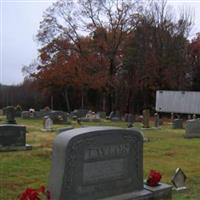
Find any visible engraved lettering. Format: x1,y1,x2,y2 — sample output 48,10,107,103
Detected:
84,144,130,160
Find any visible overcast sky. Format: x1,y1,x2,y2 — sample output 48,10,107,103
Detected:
0,0,200,85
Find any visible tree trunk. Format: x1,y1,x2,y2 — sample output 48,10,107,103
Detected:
64,88,71,112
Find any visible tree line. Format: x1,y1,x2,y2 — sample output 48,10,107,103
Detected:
4,0,200,114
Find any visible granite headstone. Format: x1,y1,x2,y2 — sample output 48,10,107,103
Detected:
185,119,200,138
6,106,16,124
0,124,31,151
48,127,154,200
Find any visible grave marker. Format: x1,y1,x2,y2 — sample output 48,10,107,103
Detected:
48,127,152,200
0,125,32,151
48,127,172,200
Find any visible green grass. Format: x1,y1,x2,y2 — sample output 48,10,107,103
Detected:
0,117,200,199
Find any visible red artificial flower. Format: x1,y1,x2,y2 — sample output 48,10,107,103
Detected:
20,186,50,200
146,170,162,187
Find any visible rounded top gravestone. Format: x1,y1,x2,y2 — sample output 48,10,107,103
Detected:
6,106,16,124
48,126,147,200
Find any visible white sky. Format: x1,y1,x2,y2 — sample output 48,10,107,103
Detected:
0,0,200,85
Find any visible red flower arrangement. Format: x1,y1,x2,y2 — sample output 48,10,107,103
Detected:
20,186,50,200
146,170,162,187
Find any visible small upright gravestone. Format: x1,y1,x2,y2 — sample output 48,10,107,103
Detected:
127,113,134,128
171,168,187,191
43,116,53,131
6,106,16,124
48,127,172,200
172,119,183,129
185,119,200,138
143,109,150,128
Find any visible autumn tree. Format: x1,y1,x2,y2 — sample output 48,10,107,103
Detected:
123,0,192,111
188,33,200,90
36,0,142,112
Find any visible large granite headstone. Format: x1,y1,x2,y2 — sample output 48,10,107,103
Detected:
185,119,200,138
0,125,32,151
6,106,16,124
48,127,172,200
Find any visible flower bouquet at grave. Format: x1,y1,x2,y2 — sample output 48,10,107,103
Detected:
146,170,162,187
20,186,50,200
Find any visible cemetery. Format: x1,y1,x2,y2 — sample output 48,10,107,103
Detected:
1,0,200,199
0,105,200,200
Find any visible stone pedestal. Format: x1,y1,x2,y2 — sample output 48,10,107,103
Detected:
144,183,172,200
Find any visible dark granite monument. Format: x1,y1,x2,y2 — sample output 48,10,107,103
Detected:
6,106,16,124
48,127,172,200
0,125,32,151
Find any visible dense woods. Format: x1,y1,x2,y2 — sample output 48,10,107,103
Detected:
2,0,200,114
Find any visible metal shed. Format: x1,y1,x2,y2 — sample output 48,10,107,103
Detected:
156,90,200,114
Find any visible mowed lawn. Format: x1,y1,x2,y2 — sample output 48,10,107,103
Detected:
0,116,200,200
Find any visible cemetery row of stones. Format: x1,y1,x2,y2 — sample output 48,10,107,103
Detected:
2,106,200,138
0,106,192,199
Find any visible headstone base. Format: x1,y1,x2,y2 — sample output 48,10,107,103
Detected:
0,144,32,152
100,189,152,200
144,183,172,200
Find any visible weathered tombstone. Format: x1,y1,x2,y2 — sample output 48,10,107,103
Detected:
21,111,30,119
49,111,68,124
48,127,172,200
49,127,149,199
0,109,3,115
143,109,150,128
185,119,200,138
0,124,32,151
109,110,121,121
109,111,115,119
82,111,101,122
127,113,134,128
71,109,88,118
6,106,16,124
171,168,187,191
172,119,183,129
97,111,106,119
43,116,53,131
